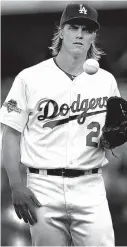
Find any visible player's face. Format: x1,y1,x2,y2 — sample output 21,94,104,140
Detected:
60,23,96,56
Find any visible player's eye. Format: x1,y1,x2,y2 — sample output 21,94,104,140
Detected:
82,27,94,33
69,24,79,30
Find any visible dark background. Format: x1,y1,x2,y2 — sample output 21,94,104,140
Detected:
1,1,127,246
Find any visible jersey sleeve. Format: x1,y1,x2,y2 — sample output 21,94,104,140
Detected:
110,74,121,97
0,76,29,133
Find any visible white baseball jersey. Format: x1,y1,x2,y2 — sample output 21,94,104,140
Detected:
0,58,120,170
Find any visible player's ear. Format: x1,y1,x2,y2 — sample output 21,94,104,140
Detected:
91,32,96,44
92,31,96,38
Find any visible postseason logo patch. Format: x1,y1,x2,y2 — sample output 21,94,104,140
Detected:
3,99,21,113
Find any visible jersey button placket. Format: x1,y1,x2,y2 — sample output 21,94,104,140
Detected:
69,79,79,168
66,80,75,168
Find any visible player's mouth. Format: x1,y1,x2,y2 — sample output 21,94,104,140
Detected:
73,42,83,46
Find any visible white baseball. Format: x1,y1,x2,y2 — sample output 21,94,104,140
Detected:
83,59,99,75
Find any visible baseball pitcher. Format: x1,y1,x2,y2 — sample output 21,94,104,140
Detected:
1,2,127,246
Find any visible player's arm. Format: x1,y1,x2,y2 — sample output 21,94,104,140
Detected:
2,125,42,225
2,125,22,186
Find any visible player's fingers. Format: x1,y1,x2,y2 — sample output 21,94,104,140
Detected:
31,194,42,207
22,204,36,225
13,204,22,219
17,205,29,224
28,204,37,224
27,211,35,225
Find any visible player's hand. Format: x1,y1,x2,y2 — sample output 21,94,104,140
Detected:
11,183,42,225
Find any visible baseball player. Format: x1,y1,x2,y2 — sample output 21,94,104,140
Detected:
0,3,121,246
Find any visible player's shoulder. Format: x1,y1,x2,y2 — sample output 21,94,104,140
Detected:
98,68,117,85
17,58,54,80
99,68,116,80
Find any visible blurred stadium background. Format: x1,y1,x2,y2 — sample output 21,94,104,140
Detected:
1,0,127,246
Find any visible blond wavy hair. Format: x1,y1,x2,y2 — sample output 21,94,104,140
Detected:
49,25,105,60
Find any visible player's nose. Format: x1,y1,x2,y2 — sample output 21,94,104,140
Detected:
76,27,83,38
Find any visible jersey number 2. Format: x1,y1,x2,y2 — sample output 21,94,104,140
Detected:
86,122,100,148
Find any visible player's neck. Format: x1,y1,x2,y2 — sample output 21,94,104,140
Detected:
56,50,86,76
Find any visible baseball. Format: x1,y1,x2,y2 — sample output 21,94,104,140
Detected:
83,59,99,75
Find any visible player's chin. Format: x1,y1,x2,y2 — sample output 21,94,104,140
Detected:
72,48,84,56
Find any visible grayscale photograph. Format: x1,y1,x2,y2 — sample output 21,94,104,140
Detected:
1,0,127,246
